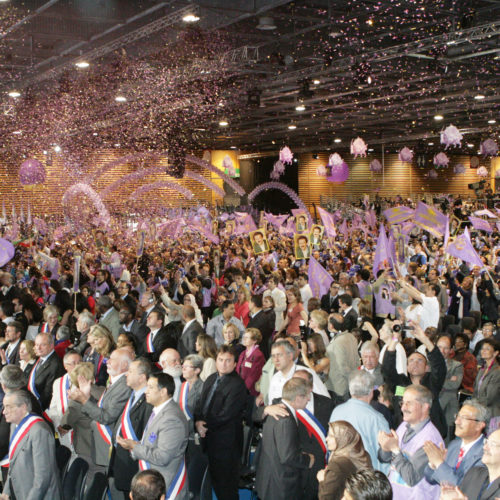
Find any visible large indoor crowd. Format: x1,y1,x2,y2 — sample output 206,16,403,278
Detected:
0,194,499,500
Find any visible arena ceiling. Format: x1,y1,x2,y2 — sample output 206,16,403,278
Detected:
0,0,499,157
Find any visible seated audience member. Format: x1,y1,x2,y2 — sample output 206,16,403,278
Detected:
341,469,393,500
330,370,390,473
451,332,478,393
455,428,500,500
256,377,315,500
130,469,166,500
424,399,488,486
317,420,373,500
473,338,500,426
378,385,444,500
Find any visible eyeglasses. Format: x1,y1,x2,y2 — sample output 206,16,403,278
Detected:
454,413,481,423
484,438,500,448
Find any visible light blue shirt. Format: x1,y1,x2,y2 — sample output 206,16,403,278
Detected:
329,397,390,473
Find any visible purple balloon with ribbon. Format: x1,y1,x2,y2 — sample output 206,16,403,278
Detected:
19,159,46,185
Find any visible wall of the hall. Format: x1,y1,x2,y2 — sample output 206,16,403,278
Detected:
0,150,220,216
298,153,492,209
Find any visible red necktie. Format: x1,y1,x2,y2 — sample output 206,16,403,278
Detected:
456,447,465,469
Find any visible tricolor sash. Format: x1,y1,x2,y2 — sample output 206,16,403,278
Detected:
166,459,187,500
95,392,113,445
146,332,162,369
178,382,192,421
27,358,41,400
2,414,44,468
297,408,328,463
116,394,150,471
59,373,71,415
41,322,50,333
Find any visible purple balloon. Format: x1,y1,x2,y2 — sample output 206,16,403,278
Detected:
19,159,46,185
327,161,349,183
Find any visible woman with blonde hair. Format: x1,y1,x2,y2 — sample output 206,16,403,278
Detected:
39,304,59,336
18,339,37,377
234,286,251,327
317,420,373,500
88,324,115,386
222,322,245,358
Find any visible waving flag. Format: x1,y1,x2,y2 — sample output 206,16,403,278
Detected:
468,216,493,233
265,212,289,229
414,201,448,237
317,207,337,238
446,228,484,268
234,214,257,234
308,256,333,299
383,206,414,225
365,209,377,228
373,224,391,274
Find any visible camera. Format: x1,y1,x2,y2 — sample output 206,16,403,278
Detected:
392,324,402,333
299,320,308,341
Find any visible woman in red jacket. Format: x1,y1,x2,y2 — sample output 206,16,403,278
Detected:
237,327,265,396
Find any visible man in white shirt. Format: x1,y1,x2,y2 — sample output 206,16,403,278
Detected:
264,276,287,331
398,279,440,331
298,274,313,311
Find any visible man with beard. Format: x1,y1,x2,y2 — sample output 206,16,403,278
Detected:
159,348,183,402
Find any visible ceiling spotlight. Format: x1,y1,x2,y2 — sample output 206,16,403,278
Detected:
257,16,276,30
368,148,374,152
54,145,61,152
334,138,341,143
434,114,444,121
428,142,434,146
230,146,238,149
488,119,496,124
8,90,20,98
288,124,297,130
43,150,48,155
467,143,474,148
474,94,485,100
313,79,320,85
366,19,374,25
115,95,127,102
367,75,373,84
12,130,22,135
182,13,200,23
75,61,89,68
219,120,228,127
295,104,306,112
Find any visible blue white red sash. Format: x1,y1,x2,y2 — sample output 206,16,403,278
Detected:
178,382,192,421
41,322,49,333
27,358,53,422
59,373,70,415
166,459,187,500
146,332,162,369
95,391,113,445
1,414,44,468
116,394,150,471
297,408,328,463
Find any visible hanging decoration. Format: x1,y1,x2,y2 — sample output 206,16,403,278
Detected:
128,181,194,201
328,153,344,167
222,154,236,177
279,146,294,165
369,159,383,172
480,138,499,157
19,159,46,186
350,137,368,158
398,147,414,163
440,124,463,149
433,152,449,168
270,160,285,180
327,161,349,183
62,183,111,227
477,166,488,178
316,165,327,177
248,182,308,213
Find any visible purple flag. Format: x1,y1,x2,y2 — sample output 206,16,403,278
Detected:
446,228,484,268
234,214,257,234
0,238,15,267
73,256,81,293
365,209,377,228
383,206,414,225
308,255,333,299
339,219,349,237
373,224,391,274
468,216,493,233
136,231,145,257
317,207,337,238
414,201,448,237
265,212,289,229
189,222,220,244
474,209,497,218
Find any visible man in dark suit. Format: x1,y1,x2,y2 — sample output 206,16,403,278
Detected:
141,310,177,365
110,357,153,500
256,377,315,500
0,321,23,368
11,297,28,336
117,281,138,313
195,345,247,500
0,272,19,302
70,347,133,468
178,305,204,359
247,294,273,359
338,293,358,332
320,282,340,314
2,390,62,500
138,290,161,328
29,332,65,410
